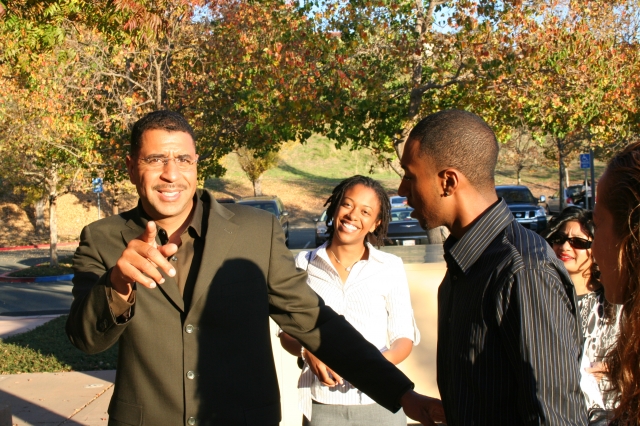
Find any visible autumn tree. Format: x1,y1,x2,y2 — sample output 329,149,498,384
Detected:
499,125,542,185
64,1,214,211
235,147,280,196
471,0,640,210
0,48,98,265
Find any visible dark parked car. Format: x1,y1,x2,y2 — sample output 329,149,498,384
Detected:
216,197,235,204
496,185,548,233
314,210,330,247
237,196,290,245
385,206,429,246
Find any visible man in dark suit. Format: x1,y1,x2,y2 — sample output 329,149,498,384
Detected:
66,111,443,426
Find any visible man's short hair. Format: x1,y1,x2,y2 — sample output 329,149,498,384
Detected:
130,110,195,156
408,110,499,190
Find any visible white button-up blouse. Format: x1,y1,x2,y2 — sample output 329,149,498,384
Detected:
294,242,420,420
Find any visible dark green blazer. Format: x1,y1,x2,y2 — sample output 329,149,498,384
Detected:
66,189,412,426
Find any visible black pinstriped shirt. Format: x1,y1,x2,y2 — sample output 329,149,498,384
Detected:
438,199,587,425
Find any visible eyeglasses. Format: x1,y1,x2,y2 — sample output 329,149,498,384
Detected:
138,156,197,170
547,234,592,250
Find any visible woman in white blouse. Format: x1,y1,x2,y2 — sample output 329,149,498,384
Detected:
279,175,420,426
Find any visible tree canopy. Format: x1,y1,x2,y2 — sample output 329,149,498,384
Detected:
2,0,640,251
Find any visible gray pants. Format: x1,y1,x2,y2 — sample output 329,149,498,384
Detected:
302,400,407,426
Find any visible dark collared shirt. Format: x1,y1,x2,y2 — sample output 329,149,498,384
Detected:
437,199,587,425
107,192,207,316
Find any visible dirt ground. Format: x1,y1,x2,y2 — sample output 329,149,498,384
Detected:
0,177,339,247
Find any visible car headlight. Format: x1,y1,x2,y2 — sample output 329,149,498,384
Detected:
535,207,546,218
317,226,328,234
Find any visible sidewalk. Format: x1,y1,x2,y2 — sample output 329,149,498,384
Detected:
0,315,115,426
0,371,114,426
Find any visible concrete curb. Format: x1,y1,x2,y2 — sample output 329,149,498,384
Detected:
0,241,78,252
0,270,74,283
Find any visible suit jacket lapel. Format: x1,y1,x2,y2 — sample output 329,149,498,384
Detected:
122,214,185,312
189,194,238,312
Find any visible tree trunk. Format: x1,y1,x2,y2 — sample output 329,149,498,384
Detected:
386,157,403,178
559,158,565,213
516,167,522,185
253,176,263,196
34,196,47,236
564,165,570,188
46,169,59,267
112,185,121,215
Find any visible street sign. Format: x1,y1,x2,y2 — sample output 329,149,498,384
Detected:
579,153,590,169
92,177,103,193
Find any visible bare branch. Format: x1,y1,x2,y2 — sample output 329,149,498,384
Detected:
96,71,155,101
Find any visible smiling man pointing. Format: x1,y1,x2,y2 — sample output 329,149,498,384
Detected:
66,110,444,426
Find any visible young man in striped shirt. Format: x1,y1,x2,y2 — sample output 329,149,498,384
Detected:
398,110,587,425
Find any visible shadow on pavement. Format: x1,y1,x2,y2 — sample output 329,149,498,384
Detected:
0,390,88,425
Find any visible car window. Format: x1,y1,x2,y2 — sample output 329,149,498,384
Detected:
243,202,278,215
566,186,583,197
390,208,415,221
390,196,407,205
496,188,537,204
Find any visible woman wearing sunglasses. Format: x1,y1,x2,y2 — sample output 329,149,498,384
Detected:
592,141,640,425
544,207,621,425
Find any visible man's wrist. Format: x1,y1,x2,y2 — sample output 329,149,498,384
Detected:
108,269,133,300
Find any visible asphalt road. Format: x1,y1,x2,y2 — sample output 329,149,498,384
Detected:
0,229,318,316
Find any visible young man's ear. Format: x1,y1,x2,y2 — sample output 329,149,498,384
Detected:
440,168,460,197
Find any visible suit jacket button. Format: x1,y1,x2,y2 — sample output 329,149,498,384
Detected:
186,370,195,380
187,416,196,425
185,324,194,333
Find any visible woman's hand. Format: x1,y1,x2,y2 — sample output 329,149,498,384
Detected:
304,349,344,387
585,362,608,383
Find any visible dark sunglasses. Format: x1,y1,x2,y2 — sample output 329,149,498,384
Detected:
547,235,592,250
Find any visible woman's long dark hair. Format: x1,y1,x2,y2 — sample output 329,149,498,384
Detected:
324,175,391,248
601,141,640,425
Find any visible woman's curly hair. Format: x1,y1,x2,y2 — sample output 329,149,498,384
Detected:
601,141,640,425
324,175,391,248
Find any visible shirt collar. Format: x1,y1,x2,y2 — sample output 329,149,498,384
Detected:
136,192,205,238
444,198,514,274
308,241,384,264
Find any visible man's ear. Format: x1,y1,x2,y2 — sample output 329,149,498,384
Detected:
440,168,460,197
126,155,136,184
